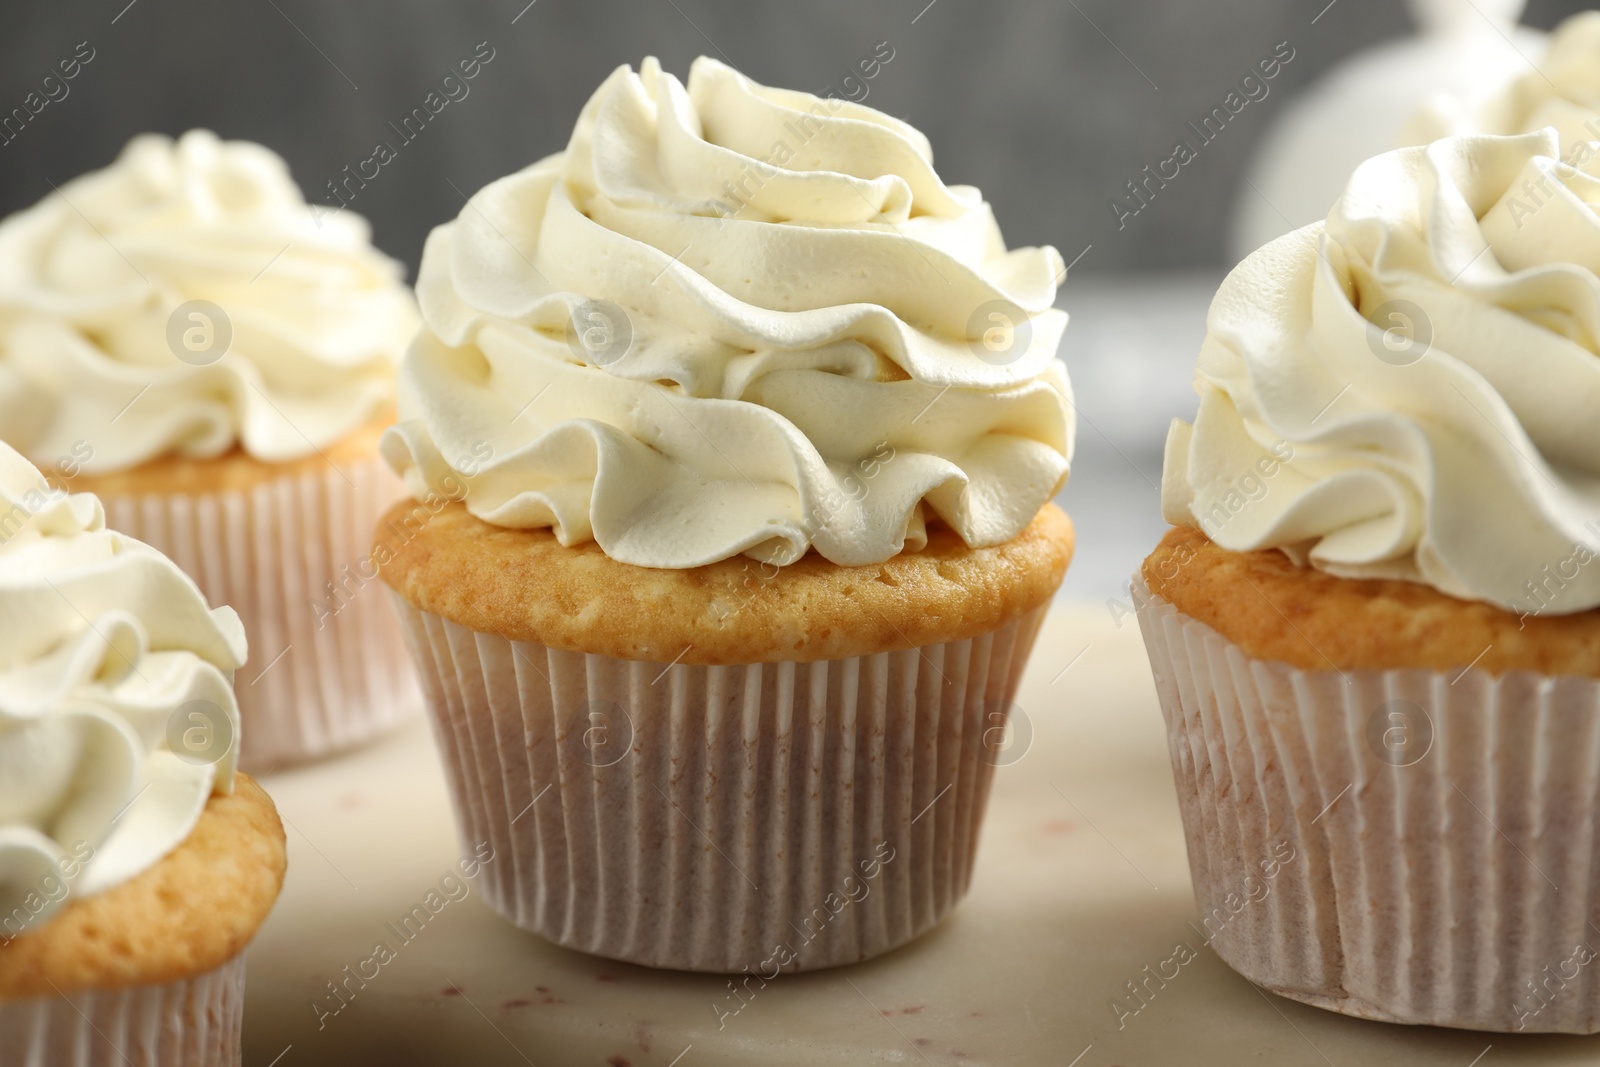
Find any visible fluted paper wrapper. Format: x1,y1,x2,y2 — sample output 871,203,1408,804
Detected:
0,954,245,1066
100,455,420,770
1136,576,1600,1033
390,591,1047,973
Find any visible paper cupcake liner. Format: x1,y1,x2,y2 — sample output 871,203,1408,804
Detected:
389,590,1048,973
100,455,421,771
1136,575,1600,1033
0,954,245,1066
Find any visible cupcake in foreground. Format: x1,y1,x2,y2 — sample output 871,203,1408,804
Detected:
0,129,421,770
378,56,1075,972
0,443,286,1064
1141,128,1600,1032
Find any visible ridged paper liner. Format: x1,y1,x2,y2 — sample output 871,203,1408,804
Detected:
390,591,1047,973
0,954,245,1066
100,454,420,771
1136,576,1600,1033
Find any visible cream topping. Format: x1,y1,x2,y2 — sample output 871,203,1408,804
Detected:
0,130,415,473
0,444,244,933
383,57,1073,568
1165,129,1600,616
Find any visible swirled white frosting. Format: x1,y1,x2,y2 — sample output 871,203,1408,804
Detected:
1164,129,1600,615
1405,11,1600,145
0,443,245,934
0,129,416,474
382,56,1073,568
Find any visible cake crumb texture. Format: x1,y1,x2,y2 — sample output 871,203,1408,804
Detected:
378,503,1074,665
0,774,288,999
1144,525,1600,677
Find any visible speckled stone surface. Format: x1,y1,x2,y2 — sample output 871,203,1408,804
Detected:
245,607,1600,1065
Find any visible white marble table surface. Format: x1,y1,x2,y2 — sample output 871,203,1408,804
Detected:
245,604,1600,1065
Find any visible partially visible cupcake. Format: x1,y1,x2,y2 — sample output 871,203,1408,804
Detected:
1141,129,1600,1032
1404,10,1600,144
379,57,1075,972
0,442,286,1064
0,130,421,769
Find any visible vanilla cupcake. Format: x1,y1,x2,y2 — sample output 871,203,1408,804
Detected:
379,57,1075,972
0,130,421,769
1141,129,1600,1032
0,442,286,1064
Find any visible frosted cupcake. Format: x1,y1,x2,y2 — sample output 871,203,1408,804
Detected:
0,130,421,769
379,56,1075,972
1405,10,1600,144
1141,129,1600,1032
0,442,286,1064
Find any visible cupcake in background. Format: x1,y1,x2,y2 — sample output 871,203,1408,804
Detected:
379,56,1074,972
1404,10,1600,144
0,129,421,769
1141,129,1600,1032
0,441,286,1065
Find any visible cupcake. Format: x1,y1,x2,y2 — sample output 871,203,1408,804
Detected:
378,56,1075,972
0,442,286,1064
1404,10,1600,144
0,130,422,769
1141,128,1600,1032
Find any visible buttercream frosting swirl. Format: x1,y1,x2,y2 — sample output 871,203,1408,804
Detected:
0,129,415,474
1405,11,1600,145
383,56,1073,568
1164,129,1600,616
0,443,245,933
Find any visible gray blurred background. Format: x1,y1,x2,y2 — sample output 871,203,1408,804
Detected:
0,0,1590,598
